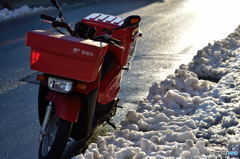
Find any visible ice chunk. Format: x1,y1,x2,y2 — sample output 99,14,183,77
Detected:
126,110,144,124
222,114,239,128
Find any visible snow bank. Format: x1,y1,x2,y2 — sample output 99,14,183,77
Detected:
73,26,240,159
189,27,240,81
0,5,52,22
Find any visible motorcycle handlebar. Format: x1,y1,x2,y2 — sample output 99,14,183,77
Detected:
111,38,121,46
107,39,123,49
40,14,55,21
94,36,123,49
40,14,74,36
52,21,74,36
52,21,68,28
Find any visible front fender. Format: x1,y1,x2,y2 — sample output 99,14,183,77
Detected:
45,91,81,122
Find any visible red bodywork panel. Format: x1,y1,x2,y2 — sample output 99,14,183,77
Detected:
98,67,122,104
26,30,108,82
80,13,139,104
73,74,100,94
46,91,81,122
82,13,139,67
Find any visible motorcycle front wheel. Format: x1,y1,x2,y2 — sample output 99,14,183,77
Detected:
39,115,72,159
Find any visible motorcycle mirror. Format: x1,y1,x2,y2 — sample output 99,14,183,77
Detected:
115,15,141,30
50,0,62,17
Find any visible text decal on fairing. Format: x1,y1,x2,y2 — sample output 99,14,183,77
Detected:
72,48,93,56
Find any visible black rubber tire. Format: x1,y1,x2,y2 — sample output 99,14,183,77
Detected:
39,115,72,159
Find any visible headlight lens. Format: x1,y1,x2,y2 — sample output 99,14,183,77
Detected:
48,77,73,93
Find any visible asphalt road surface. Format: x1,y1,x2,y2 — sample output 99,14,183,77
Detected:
0,0,239,158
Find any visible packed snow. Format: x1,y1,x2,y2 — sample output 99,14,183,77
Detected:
72,26,240,159
0,5,52,22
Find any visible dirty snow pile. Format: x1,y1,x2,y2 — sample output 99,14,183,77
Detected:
0,5,52,22
73,26,240,159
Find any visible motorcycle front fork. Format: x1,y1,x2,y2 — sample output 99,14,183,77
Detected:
39,101,53,142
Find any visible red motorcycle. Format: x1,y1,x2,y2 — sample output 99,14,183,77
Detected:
26,0,142,158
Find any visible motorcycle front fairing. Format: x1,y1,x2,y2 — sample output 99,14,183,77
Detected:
42,74,101,123
38,79,99,141
45,91,81,122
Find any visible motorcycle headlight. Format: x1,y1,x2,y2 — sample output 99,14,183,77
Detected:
48,77,73,93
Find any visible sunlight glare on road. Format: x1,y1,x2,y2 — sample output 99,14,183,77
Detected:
178,0,240,57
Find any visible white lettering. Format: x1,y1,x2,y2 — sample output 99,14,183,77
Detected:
72,48,93,57
81,50,93,56
73,48,81,53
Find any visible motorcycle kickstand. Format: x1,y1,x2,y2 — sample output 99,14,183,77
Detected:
106,120,117,129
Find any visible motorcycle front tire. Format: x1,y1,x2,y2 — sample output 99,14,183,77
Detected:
39,115,72,159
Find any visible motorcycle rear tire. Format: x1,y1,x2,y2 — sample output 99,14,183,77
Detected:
39,115,72,159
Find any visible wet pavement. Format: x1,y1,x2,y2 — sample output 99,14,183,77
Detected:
0,0,240,158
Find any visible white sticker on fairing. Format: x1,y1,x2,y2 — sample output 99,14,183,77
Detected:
112,17,123,24
95,14,109,21
103,15,116,22
84,13,101,20
84,13,124,25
